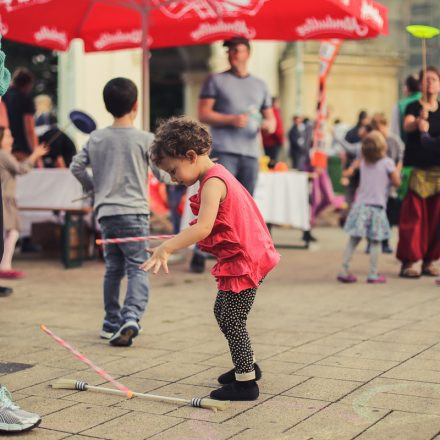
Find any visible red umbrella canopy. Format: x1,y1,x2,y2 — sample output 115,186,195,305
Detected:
1,0,388,52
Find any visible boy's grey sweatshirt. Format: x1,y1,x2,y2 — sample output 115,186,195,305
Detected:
70,126,170,220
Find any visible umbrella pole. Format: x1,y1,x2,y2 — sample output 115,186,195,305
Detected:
141,10,150,131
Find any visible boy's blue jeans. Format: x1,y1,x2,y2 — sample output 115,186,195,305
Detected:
99,214,149,325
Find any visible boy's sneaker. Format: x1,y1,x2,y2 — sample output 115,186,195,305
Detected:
109,320,139,347
0,386,41,433
99,320,120,339
218,363,262,385
210,380,259,401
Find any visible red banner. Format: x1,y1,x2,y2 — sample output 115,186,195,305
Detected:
311,38,342,169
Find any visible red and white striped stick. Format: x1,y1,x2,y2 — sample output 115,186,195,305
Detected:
96,235,174,245
40,324,134,399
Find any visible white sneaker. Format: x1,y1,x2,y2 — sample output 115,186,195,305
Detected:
0,386,41,432
109,320,140,347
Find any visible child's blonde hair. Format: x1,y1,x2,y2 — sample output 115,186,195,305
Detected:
371,112,388,130
361,130,387,164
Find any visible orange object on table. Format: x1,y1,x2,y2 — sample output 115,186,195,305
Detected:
311,150,328,169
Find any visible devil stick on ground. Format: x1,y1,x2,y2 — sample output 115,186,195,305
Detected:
41,325,229,411
52,379,229,412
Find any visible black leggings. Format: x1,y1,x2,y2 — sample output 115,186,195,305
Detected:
214,286,257,379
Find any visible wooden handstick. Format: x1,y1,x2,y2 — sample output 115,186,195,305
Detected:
52,379,229,412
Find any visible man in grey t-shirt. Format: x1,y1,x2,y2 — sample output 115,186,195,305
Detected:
198,37,275,195
190,37,275,273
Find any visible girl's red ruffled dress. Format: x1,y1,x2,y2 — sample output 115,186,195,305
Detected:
190,164,280,292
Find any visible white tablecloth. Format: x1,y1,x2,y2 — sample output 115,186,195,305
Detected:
181,170,310,231
16,169,311,236
16,169,89,235
253,171,310,230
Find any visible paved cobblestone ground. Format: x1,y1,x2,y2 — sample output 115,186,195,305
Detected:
1,227,440,439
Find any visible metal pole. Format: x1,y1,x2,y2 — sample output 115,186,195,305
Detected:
295,41,304,116
141,8,150,131
421,38,427,103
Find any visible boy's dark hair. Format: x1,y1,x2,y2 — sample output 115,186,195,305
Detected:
151,117,211,165
103,77,137,118
362,130,387,164
12,67,34,89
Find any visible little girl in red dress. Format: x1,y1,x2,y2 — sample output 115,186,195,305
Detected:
141,117,280,401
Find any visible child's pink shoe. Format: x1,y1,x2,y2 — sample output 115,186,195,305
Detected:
436,278,440,286
0,269,24,279
337,273,357,283
367,274,386,284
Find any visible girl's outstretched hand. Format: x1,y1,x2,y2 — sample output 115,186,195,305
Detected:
139,244,170,274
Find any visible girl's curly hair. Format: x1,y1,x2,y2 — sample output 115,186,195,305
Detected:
150,116,212,165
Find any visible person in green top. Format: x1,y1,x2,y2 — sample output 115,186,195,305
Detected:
390,74,422,143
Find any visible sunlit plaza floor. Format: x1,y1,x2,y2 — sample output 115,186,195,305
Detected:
1,226,440,440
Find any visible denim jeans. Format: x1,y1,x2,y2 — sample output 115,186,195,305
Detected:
166,184,186,234
212,151,259,196
99,214,149,324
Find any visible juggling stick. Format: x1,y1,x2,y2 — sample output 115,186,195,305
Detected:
71,192,93,203
96,235,174,245
406,25,440,103
52,379,229,412
40,325,134,399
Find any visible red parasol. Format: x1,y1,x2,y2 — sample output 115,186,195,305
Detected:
0,0,388,128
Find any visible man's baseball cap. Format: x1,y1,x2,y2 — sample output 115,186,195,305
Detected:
223,37,250,50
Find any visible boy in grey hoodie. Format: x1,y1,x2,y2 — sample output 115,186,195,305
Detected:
71,77,170,346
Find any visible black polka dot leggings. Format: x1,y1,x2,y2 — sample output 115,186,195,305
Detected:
214,285,257,381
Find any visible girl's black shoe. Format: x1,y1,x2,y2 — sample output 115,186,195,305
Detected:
218,363,262,385
210,380,259,401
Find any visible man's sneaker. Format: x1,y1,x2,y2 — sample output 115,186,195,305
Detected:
109,320,139,347
218,363,262,385
210,380,259,401
0,386,41,433
99,320,120,339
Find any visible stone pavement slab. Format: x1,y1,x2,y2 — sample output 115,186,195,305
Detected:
355,411,440,440
2,227,440,439
284,402,389,439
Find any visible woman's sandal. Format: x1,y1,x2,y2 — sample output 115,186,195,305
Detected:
399,265,421,279
421,265,440,277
